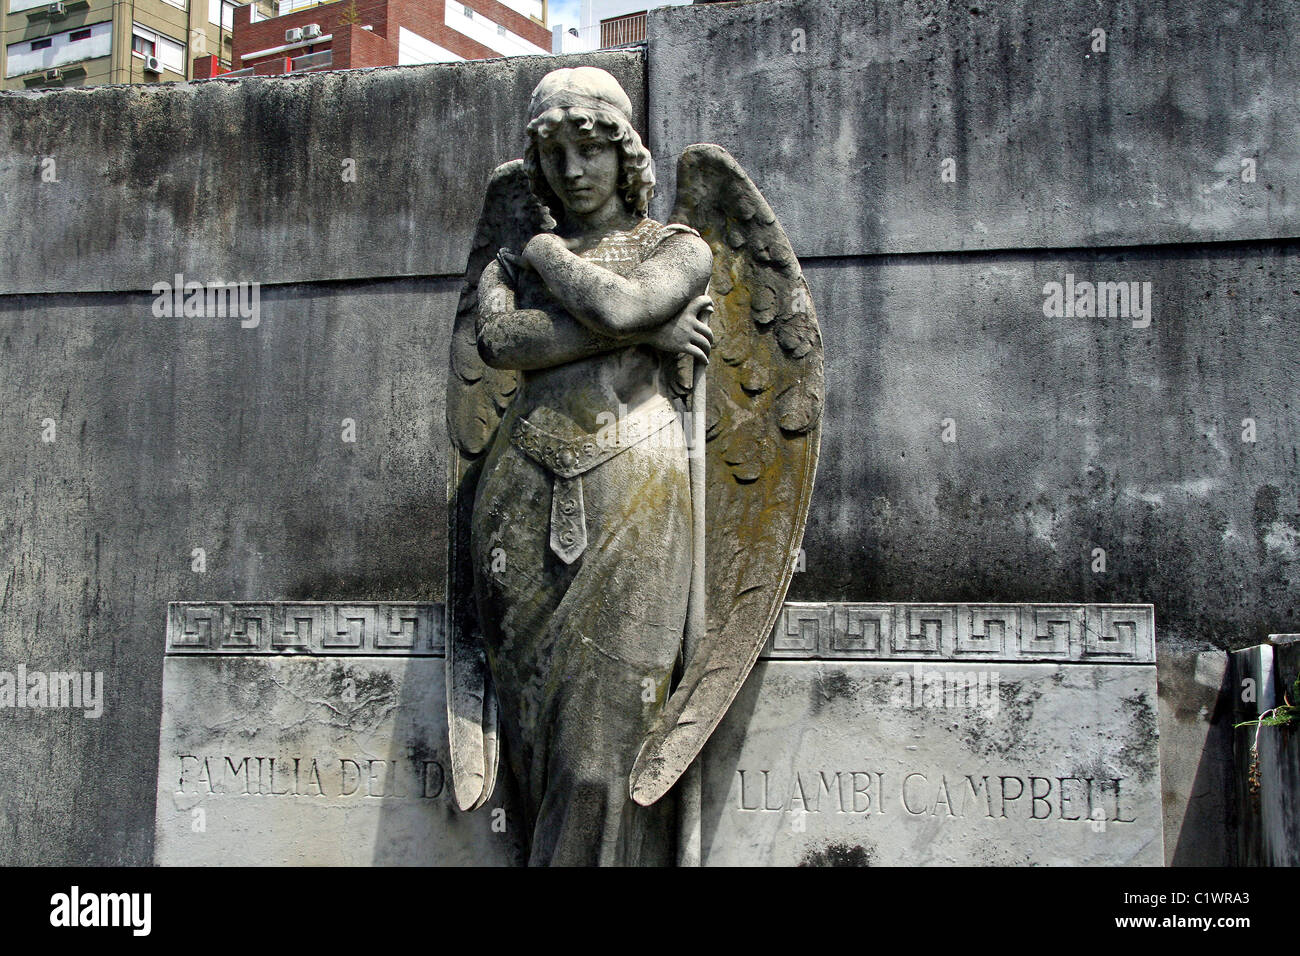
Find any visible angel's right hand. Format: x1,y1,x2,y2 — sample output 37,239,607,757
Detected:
645,295,715,364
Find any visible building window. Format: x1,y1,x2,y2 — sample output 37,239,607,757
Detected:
208,0,235,31
132,24,186,72
445,0,549,57
6,19,112,77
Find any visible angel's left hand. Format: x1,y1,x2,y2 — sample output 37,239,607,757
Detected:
645,295,715,364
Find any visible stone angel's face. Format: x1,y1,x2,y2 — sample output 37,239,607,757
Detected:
538,122,621,217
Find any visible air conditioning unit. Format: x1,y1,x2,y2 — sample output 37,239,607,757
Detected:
47,1,66,16
302,23,322,39
284,27,303,43
143,55,162,74
44,67,62,81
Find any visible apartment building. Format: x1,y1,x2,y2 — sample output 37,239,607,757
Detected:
201,0,549,78
551,0,689,54
2,0,275,89
2,0,545,89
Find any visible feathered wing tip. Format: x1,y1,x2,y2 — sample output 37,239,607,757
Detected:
447,160,541,459
445,160,544,811
630,144,825,807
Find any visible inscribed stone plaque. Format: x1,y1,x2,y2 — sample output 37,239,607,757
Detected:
154,602,523,866
699,603,1163,866
157,601,1162,866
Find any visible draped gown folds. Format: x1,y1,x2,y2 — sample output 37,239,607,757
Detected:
470,218,696,866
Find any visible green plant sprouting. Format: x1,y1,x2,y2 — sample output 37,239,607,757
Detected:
1234,673,1299,745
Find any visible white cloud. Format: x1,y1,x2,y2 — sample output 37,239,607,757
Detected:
549,0,582,27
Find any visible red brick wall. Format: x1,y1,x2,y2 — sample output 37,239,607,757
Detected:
387,0,493,61
460,0,549,49
231,0,549,71
233,0,393,68
193,54,225,79
385,0,552,61
332,22,396,69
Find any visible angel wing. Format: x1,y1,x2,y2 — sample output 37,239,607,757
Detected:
630,145,824,807
445,160,547,811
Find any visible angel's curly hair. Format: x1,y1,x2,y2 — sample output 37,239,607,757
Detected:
524,106,655,228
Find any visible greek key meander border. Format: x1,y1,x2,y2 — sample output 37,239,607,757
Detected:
769,603,1155,663
166,602,1155,662
166,602,445,656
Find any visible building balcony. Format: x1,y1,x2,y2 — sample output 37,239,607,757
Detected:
599,10,645,48
289,49,332,71
558,10,647,52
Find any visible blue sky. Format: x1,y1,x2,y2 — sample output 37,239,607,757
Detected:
549,0,582,27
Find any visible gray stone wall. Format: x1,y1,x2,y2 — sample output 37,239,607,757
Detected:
2,0,1294,864
0,53,646,293
649,0,1298,256
0,52,644,865
0,280,454,864
644,0,1300,865
790,244,1300,647
649,0,1300,649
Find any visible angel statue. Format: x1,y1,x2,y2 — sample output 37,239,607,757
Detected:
445,66,823,866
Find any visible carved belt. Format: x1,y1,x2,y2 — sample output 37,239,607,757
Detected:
511,400,680,564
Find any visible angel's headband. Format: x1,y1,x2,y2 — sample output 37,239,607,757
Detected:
528,67,634,125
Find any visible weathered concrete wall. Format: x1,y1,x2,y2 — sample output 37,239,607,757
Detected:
0,52,646,294
0,278,454,864
786,244,1300,648
1157,643,1234,865
648,0,1299,256
643,1,1298,866
0,52,645,865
